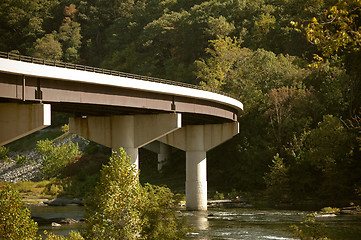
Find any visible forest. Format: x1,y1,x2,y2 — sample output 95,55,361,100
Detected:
1,0,361,204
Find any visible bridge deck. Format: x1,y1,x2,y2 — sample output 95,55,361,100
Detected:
0,52,242,125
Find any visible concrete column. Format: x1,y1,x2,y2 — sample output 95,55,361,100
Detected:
159,122,239,210
0,103,51,146
158,143,170,172
143,141,171,172
70,113,181,168
186,151,207,210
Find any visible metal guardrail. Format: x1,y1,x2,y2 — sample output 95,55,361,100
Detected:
0,51,237,100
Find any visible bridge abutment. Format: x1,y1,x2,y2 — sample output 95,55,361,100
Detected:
69,113,181,168
159,122,239,210
0,103,51,146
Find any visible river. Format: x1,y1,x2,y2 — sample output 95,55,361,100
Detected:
30,205,361,239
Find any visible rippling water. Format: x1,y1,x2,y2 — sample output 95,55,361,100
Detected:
30,206,361,239
185,208,361,240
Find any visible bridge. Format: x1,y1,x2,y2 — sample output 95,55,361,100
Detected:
0,52,243,210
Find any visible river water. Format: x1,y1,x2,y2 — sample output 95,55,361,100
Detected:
30,206,361,239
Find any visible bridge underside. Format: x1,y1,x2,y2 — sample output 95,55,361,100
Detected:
0,65,242,211
0,72,238,125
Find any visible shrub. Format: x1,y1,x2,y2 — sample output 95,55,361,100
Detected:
321,207,340,214
213,191,225,200
36,140,81,179
84,148,186,240
0,146,9,160
12,181,35,193
43,183,63,196
291,214,331,240
15,154,29,165
142,184,186,240
0,184,39,239
44,230,84,240
61,124,69,133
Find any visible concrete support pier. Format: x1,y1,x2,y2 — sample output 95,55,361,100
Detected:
143,141,171,172
0,103,51,146
159,122,239,210
69,113,181,168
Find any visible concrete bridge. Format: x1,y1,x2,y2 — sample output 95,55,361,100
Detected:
0,52,243,210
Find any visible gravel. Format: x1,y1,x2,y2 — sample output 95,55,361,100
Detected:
0,134,88,183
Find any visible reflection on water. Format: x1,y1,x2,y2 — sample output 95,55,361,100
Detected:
30,206,361,239
185,208,361,240
30,205,85,237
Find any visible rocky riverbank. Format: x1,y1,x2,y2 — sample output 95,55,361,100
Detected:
0,134,88,183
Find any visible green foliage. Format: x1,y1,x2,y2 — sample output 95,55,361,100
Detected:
0,184,39,240
36,139,81,179
291,214,331,240
213,191,225,200
264,153,290,200
32,33,63,60
142,184,186,240
305,0,361,57
299,115,355,198
320,207,340,214
195,36,246,90
84,148,145,239
44,230,84,240
0,146,9,160
43,183,63,196
0,146,13,163
61,124,69,133
84,148,185,240
15,154,29,165
1,0,361,204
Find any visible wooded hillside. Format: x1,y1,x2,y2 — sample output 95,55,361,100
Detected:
1,0,360,203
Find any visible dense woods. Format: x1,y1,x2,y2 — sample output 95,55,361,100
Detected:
1,0,361,203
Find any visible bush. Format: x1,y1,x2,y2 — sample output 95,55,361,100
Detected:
36,140,81,179
291,214,331,240
43,183,63,196
15,154,29,165
61,124,69,133
213,191,225,200
84,148,186,240
0,184,39,239
0,146,9,160
320,207,340,214
44,230,84,240
142,184,186,240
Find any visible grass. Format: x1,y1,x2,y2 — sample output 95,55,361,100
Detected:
0,180,59,201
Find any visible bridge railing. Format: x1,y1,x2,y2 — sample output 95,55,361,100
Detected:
0,51,238,100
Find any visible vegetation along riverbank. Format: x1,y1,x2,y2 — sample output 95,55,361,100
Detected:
1,0,361,239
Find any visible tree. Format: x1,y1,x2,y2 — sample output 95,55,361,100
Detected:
305,0,361,112
264,153,290,201
0,0,59,53
32,33,62,60
84,148,185,240
36,139,81,179
306,0,361,57
0,184,39,239
266,86,313,151
84,148,143,239
58,4,82,63
195,36,248,90
291,115,357,198
141,184,185,240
